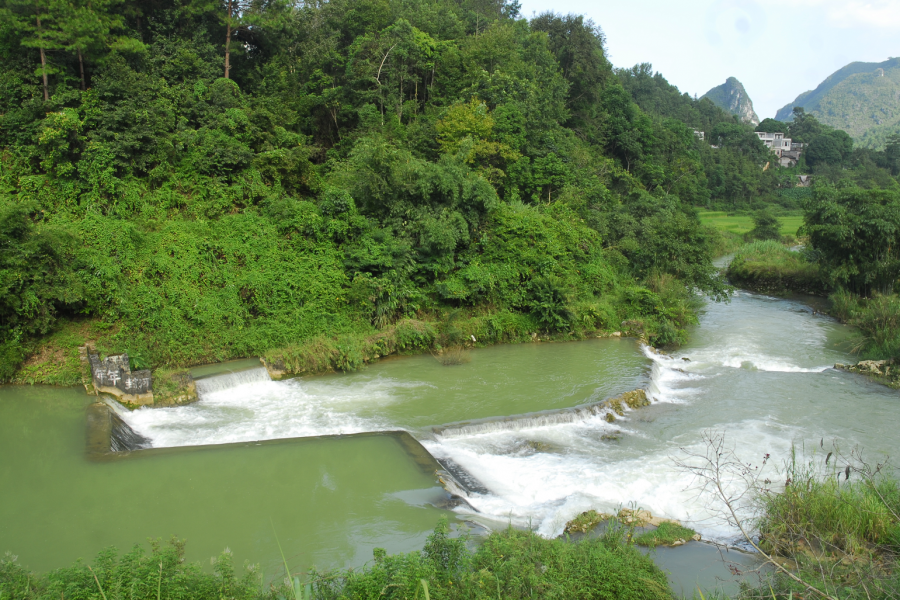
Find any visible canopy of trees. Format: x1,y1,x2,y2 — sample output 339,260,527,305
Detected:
0,0,798,375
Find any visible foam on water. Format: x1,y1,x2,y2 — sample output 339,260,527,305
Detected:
434,401,635,439
194,367,272,396
115,288,885,548
425,417,796,543
124,376,426,447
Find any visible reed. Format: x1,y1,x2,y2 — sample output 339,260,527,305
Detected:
434,346,470,366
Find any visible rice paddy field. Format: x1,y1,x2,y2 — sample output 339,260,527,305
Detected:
698,211,804,237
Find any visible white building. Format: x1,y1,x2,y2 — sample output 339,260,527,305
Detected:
755,131,792,157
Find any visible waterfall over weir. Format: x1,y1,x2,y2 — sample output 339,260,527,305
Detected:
87,402,152,456
194,366,271,397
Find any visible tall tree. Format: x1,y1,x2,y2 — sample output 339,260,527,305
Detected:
223,0,251,79
5,0,62,100
53,0,106,90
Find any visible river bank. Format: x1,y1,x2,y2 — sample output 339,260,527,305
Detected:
723,241,900,388
10,309,665,407
4,283,900,596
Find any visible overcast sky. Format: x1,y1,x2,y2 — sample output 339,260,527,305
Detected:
518,0,900,120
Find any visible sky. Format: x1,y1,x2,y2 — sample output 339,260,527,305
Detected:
517,0,900,120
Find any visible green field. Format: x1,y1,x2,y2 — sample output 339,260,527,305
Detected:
699,211,804,237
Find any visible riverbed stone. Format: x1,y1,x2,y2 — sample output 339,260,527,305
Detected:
835,358,900,389
564,510,612,534
618,508,683,528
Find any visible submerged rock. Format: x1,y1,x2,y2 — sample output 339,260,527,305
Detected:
618,508,684,528
603,389,651,416
564,510,612,534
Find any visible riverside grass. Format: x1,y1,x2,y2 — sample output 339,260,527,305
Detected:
745,450,900,600
829,290,900,361
0,521,675,600
725,241,824,295
634,522,697,547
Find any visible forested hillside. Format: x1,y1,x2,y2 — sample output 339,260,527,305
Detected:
0,0,779,383
775,57,900,149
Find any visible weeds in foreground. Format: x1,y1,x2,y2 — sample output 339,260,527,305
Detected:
677,432,900,600
434,346,471,366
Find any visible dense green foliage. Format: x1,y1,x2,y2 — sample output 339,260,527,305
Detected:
0,522,675,600
617,65,782,211
802,186,900,296
0,0,754,378
829,290,900,360
726,169,900,361
748,209,781,241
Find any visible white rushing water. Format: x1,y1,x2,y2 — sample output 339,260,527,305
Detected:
119,290,900,546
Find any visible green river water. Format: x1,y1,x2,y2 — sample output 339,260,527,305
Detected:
2,289,899,595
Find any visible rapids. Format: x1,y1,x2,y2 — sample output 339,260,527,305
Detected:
120,290,900,547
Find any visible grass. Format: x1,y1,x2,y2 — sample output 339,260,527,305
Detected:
0,521,675,600
699,211,804,237
634,522,697,547
434,346,471,366
726,241,825,295
747,446,900,599
829,290,900,362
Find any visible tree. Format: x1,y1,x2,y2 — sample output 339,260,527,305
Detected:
755,117,788,134
749,209,781,241
530,13,608,128
223,0,248,79
788,107,824,144
883,133,900,175
805,130,852,167
802,186,900,295
53,0,109,90
4,0,62,100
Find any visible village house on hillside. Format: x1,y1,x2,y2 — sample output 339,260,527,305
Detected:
756,131,803,167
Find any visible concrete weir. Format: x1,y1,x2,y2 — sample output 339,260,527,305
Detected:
86,402,152,457
83,403,484,507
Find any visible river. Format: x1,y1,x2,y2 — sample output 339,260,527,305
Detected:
2,289,898,594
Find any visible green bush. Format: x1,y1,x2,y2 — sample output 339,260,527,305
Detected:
314,520,673,600
748,447,900,599
0,523,674,600
749,209,781,241
726,240,824,294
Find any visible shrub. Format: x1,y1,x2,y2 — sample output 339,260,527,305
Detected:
848,294,900,359
749,209,781,241
727,240,824,294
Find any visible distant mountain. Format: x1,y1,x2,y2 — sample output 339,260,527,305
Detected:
775,57,900,149
701,77,759,125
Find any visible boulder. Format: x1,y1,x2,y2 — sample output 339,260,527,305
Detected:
618,508,683,528
88,350,153,406
564,510,612,534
